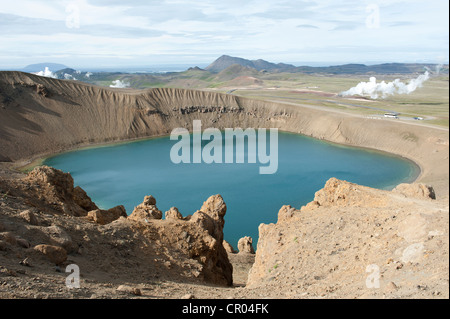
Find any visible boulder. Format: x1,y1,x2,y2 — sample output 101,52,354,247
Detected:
198,194,227,241
277,205,297,223
313,177,388,208
116,285,142,296
237,236,255,254
165,207,183,220
300,200,320,212
189,195,233,286
42,225,75,253
25,166,93,216
19,209,40,226
190,211,215,236
0,232,16,245
16,237,31,248
393,183,436,200
142,195,156,206
0,240,8,251
73,186,98,211
129,195,162,221
87,205,127,225
33,244,67,265
223,240,236,254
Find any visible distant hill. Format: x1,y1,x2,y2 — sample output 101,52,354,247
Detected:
206,55,295,73
22,63,69,73
295,63,442,74
215,64,260,81
206,55,447,75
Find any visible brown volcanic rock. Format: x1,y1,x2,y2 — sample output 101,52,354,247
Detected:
0,170,235,293
87,205,127,225
237,236,255,254
393,183,436,200
33,244,67,265
247,178,449,298
165,207,183,220
188,195,233,286
312,177,389,208
129,195,162,221
24,166,96,216
73,186,99,211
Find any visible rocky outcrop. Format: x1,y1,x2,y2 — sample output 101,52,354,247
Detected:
165,207,183,220
129,195,163,221
0,168,234,289
311,177,389,208
87,205,127,225
223,240,236,253
174,105,243,115
73,186,99,212
24,166,97,216
188,195,233,286
393,183,436,200
246,178,449,298
237,236,255,254
33,244,67,265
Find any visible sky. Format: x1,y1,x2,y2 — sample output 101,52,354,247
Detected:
0,0,448,69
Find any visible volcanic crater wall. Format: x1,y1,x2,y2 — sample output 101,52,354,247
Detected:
0,71,448,197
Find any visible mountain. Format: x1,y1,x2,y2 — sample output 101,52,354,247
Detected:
22,63,69,73
206,55,447,75
205,55,295,73
214,64,260,81
294,63,441,74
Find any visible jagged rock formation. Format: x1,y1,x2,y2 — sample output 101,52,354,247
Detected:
393,183,436,200
23,166,97,217
187,195,233,286
237,236,255,254
129,196,163,221
246,178,448,298
87,206,127,225
0,166,233,290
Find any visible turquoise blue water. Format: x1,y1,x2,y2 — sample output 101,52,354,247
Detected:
44,132,419,249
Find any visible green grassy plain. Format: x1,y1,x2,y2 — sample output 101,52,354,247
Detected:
214,73,449,127
90,70,449,127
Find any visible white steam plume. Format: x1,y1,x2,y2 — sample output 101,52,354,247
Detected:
35,67,58,79
340,71,429,99
110,79,130,88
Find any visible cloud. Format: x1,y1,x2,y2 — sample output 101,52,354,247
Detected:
296,24,319,29
389,21,415,27
0,0,448,68
331,24,359,31
0,13,163,38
